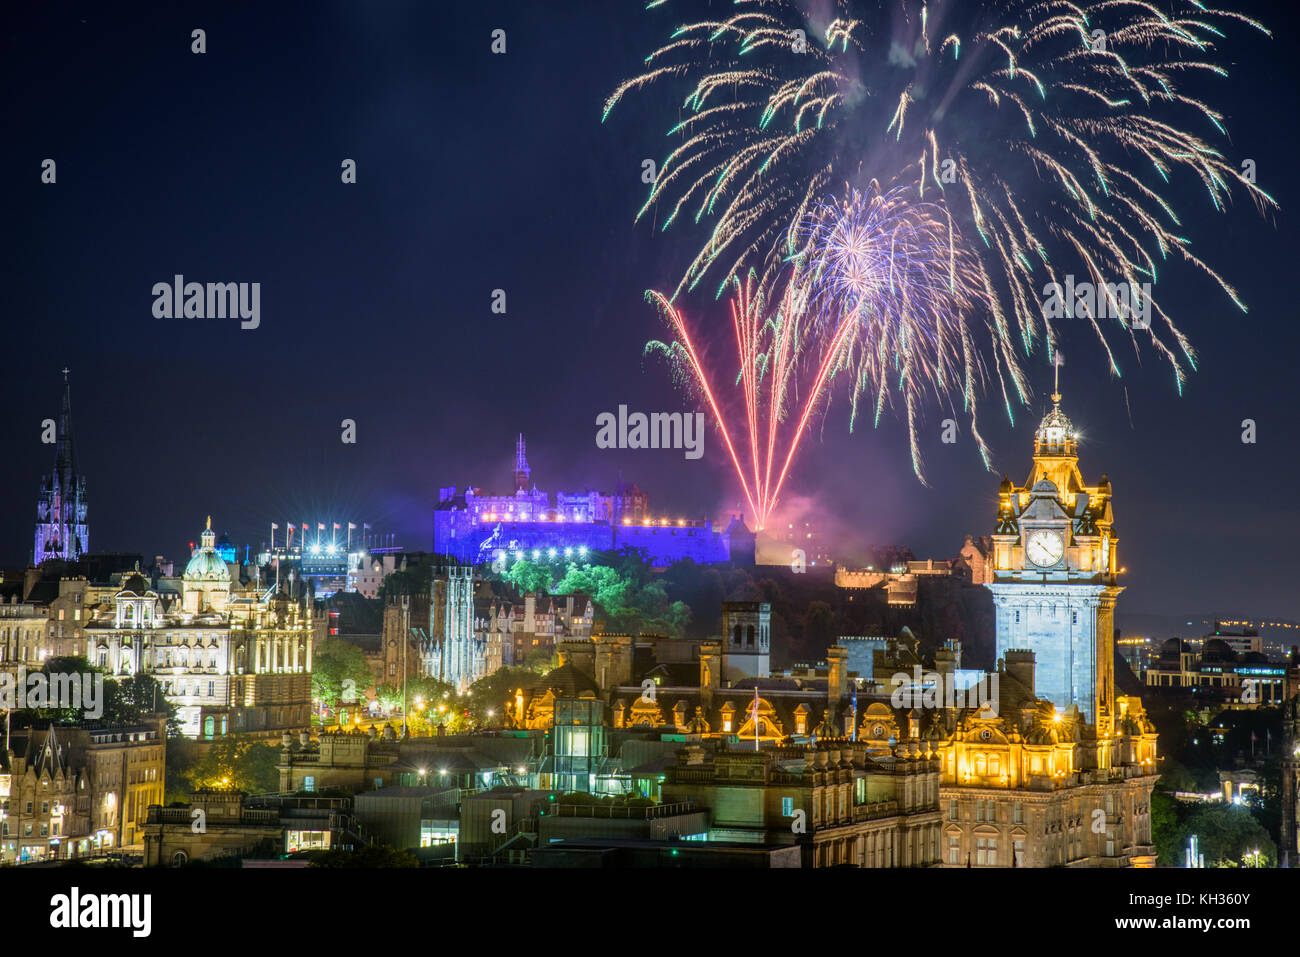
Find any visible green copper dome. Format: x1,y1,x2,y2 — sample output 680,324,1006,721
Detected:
184,517,230,581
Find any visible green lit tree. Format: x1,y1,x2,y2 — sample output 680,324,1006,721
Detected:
185,735,281,793
312,638,373,713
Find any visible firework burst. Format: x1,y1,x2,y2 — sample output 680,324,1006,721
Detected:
607,0,1276,425
648,184,981,523
797,183,990,480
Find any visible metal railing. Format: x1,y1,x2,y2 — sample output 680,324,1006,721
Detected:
552,801,699,820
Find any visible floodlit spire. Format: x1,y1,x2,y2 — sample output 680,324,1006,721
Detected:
34,369,89,564
55,368,76,475
513,433,532,491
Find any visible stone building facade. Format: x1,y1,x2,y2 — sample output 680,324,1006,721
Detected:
0,717,166,863
82,519,313,738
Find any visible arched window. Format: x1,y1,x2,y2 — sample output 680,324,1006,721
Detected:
746,625,755,647
975,754,987,775
732,625,742,647
203,716,214,738
990,755,1001,776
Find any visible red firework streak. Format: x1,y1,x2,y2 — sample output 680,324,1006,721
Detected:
649,285,855,530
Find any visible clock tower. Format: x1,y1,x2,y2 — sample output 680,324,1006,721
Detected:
987,389,1121,732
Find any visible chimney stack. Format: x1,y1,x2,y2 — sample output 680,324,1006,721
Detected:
1004,649,1036,699
826,647,848,708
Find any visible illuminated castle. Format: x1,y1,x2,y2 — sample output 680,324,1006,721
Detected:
434,434,754,565
33,370,88,565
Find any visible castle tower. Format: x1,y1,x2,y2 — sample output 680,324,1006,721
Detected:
513,433,531,492
721,601,771,681
33,369,89,565
986,388,1121,731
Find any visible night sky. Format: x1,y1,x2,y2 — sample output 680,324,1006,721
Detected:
3,0,1297,636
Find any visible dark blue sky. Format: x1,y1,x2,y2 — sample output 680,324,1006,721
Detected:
3,0,1296,634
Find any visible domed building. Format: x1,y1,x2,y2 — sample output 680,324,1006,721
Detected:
85,517,314,739
182,517,232,615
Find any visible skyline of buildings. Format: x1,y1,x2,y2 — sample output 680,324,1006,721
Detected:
0,385,1293,873
11,373,1294,642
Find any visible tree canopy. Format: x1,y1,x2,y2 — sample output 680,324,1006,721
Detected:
312,638,374,711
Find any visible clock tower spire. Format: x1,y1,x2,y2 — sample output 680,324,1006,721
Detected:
987,380,1122,732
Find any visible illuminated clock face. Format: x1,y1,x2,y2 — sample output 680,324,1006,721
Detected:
1026,529,1064,567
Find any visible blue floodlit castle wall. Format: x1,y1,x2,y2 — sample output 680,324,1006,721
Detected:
434,435,754,566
